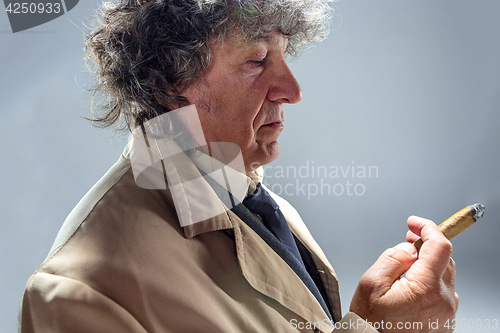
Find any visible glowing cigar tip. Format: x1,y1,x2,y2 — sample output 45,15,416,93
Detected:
469,203,485,221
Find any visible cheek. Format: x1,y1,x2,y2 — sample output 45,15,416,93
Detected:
208,75,268,144
246,89,269,128
233,118,256,141
231,97,265,136
220,118,257,151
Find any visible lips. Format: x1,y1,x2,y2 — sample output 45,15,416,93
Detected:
257,119,284,143
262,121,284,128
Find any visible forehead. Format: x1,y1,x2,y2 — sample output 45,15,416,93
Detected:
212,31,289,55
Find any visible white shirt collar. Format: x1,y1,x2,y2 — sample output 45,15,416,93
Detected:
190,149,263,194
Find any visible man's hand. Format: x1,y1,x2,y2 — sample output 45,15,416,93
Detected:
350,216,459,332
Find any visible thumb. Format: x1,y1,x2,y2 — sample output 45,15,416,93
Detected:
363,243,417,293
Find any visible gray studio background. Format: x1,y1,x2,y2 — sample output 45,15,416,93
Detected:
1,1,499,332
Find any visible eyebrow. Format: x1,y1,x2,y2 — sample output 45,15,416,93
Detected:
255,35,272,42
251,34,289,53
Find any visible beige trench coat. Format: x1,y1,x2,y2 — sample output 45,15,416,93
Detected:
19,146,378,333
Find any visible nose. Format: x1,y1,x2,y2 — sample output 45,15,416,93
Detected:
267,61,302,104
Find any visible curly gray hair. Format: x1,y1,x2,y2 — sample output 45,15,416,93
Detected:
85,0,333,130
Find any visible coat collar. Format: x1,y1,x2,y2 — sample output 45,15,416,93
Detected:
127,127,264,236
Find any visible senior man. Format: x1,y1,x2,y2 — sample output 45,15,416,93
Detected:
20,1,458,332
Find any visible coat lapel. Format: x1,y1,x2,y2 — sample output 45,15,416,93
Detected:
268,189,343,323
228,204,333,331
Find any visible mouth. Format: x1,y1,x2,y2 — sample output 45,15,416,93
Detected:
262,121,284,129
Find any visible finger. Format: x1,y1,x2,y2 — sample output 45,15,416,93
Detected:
442,257,457,287
394,242,417,256
361,242,417,295
406,216,453,283
407,215,439,241
406,229,420,243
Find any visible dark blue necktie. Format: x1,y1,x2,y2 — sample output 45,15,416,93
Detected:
243,183,305,266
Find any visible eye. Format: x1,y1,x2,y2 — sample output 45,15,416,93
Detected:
246,59,265,68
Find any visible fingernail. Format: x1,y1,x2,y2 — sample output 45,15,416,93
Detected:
394,242,417,255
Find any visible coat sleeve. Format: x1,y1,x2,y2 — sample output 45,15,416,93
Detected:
19,272,148,333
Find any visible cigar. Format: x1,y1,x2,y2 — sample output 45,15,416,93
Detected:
413,203,485,251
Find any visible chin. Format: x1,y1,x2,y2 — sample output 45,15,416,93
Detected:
245,142,280,172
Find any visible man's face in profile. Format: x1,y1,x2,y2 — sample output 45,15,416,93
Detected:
182,31,302,172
